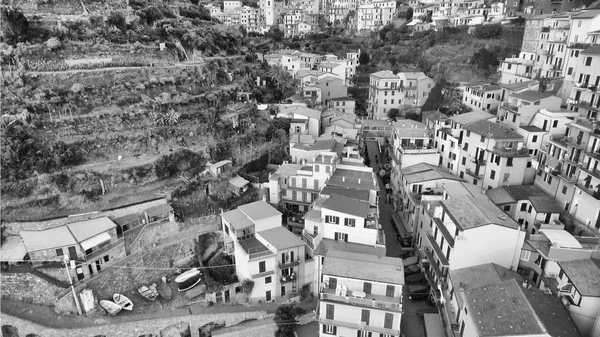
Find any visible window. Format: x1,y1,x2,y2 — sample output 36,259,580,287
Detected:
503,205,511,211
521,203,527,211
520,250,531,261
568,67,573,75
363,282,372,294
322,325,336,334
325,215,339,224
386,285,395,297
334,232,348,242
344,218,356,227
532,135,538,143
265,276,272,284
56,248,64,257
315,165,319,172
528,205,533,213
463,143,469,151
461,157,466,165
586,57,592,66
103,255,109,263
384,313,394,329
490,170,496,180
562,185,568,194
507,158,513,167
326,304,334,319
361,309,370,325
384,99,387,104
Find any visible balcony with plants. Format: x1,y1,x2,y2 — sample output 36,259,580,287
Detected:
488,141,529,157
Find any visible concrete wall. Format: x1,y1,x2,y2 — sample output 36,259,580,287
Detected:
0,310,268,337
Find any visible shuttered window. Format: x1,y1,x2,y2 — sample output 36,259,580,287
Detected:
325,304,334,320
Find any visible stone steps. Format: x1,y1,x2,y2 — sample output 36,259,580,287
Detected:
30,268,69,289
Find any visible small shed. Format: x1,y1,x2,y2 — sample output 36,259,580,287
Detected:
113,213,141,238
208,160,233,177
228,175,250,196
143,204,174,224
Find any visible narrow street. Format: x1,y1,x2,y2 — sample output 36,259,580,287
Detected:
365,140,403,258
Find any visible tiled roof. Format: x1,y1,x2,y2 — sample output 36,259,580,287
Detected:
558,258,600,297
463,120,522,140
464,279,546,337
322,194,370,218
510,90,555,102
442,195,520,231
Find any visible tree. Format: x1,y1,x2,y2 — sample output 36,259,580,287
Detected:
472,24,502,39
1,7,29,45
421,82,445,111
387,108,401,121
267,65,297,99
405,7,413,21
471,47,499,75
274,304,306,337
359,51,371,65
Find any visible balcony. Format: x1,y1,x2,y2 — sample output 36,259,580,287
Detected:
399,145,438,155
534,219,565,231
501,102,519,112
503,58,534,66
302,229,317,249
426,233,449,266
568,99,600,111
318,317,400,336
576,180,600,200
550,135,586,149
278,257,300,269
280,272,297,283
320,287,402,312
465,167,483,179
489,145,529,158
470,158,486,166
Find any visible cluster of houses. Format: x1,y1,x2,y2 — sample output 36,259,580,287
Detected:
201,0,590,36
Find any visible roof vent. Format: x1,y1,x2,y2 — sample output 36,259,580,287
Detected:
498,214,507,220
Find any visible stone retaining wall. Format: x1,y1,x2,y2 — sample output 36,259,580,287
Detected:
0,310,267,337
0,272,69,305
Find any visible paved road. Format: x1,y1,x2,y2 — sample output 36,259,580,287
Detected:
365,140,403,258
400,292,437,337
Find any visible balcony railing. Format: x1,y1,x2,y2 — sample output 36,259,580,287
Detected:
399,146,438,155
534,219,565,230
576,181,600,200
278,257,300,269
280,272,297,283
470,158,486,166
465,168,483,179
501,102,519,112
489,146,530,157
320,288,402,311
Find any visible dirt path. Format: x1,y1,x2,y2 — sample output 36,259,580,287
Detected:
25,55,245,76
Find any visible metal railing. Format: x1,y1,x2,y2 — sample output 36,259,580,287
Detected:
320,290,402,311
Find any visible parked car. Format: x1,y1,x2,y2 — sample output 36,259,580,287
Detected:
407,284,429,300
404,264,421,276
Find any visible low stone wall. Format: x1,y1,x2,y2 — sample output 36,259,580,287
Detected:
0,272,69,306
0,310,268,337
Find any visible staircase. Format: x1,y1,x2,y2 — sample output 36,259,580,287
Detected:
30,268,69,289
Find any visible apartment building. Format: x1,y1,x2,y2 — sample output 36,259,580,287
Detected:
393,163,463,240
462,81,501,112
368,70,402,120
19,217,127,281
208,3,262,32
357,0,396,31
277,105,322,137
327,97,356,115
221,200,314,302
430,110,495,175
544,257,600,337
456,119,534,189
487,185,565,236
397,72,435,107
536,118,600,229
499,90,562,128
567,45,600,120
390,120,439,170
318,250,403,337
442,263,581,337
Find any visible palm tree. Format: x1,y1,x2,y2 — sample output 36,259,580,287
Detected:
267,65,296,96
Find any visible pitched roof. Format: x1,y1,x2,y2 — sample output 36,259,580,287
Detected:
229,175,249,188
319,61,342,69
463,120,523,140
572,9,600,19
442,195,520,230
66,217,117,242
486,187,516,205
238,200,282,222
499,80,539,91
322,194,370,218
558,258,600,297
505,185,547,200
320,186,370,201
449,111,495,125
464,279,547,337
400,163,463,184
222,209,254,231
510,90,555,102
466,81,501,92
20,227,77,252
258,226,305,250
421,110,448,121
329,96,356,101
529,195,562,213
144,204,173,218
323,250,404,285
370,70,398,80
315,75,342,84
279,105,321,120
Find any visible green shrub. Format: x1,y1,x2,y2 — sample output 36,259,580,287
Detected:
154,149,206,180
1,179,37,198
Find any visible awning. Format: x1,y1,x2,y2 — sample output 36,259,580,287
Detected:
391,213,412,238
80,232,111,250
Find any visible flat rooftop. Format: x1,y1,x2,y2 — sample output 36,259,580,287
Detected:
442,195,520,231
238,237,271,256
222,209,254,231
258,226,305,250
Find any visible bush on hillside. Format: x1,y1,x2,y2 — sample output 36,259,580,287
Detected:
473,24,502,39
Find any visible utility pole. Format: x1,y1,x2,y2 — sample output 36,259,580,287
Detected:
63,255,83,316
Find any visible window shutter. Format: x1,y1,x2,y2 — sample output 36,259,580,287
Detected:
290,251,294,262
326,304,334,320
384,313,393,329
344,218,348,226
363,282,372,294
332,326,337,335
322,324,327,333
361,309,370,325
386,285,395,297
329,277,337,289
282,253,285,263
